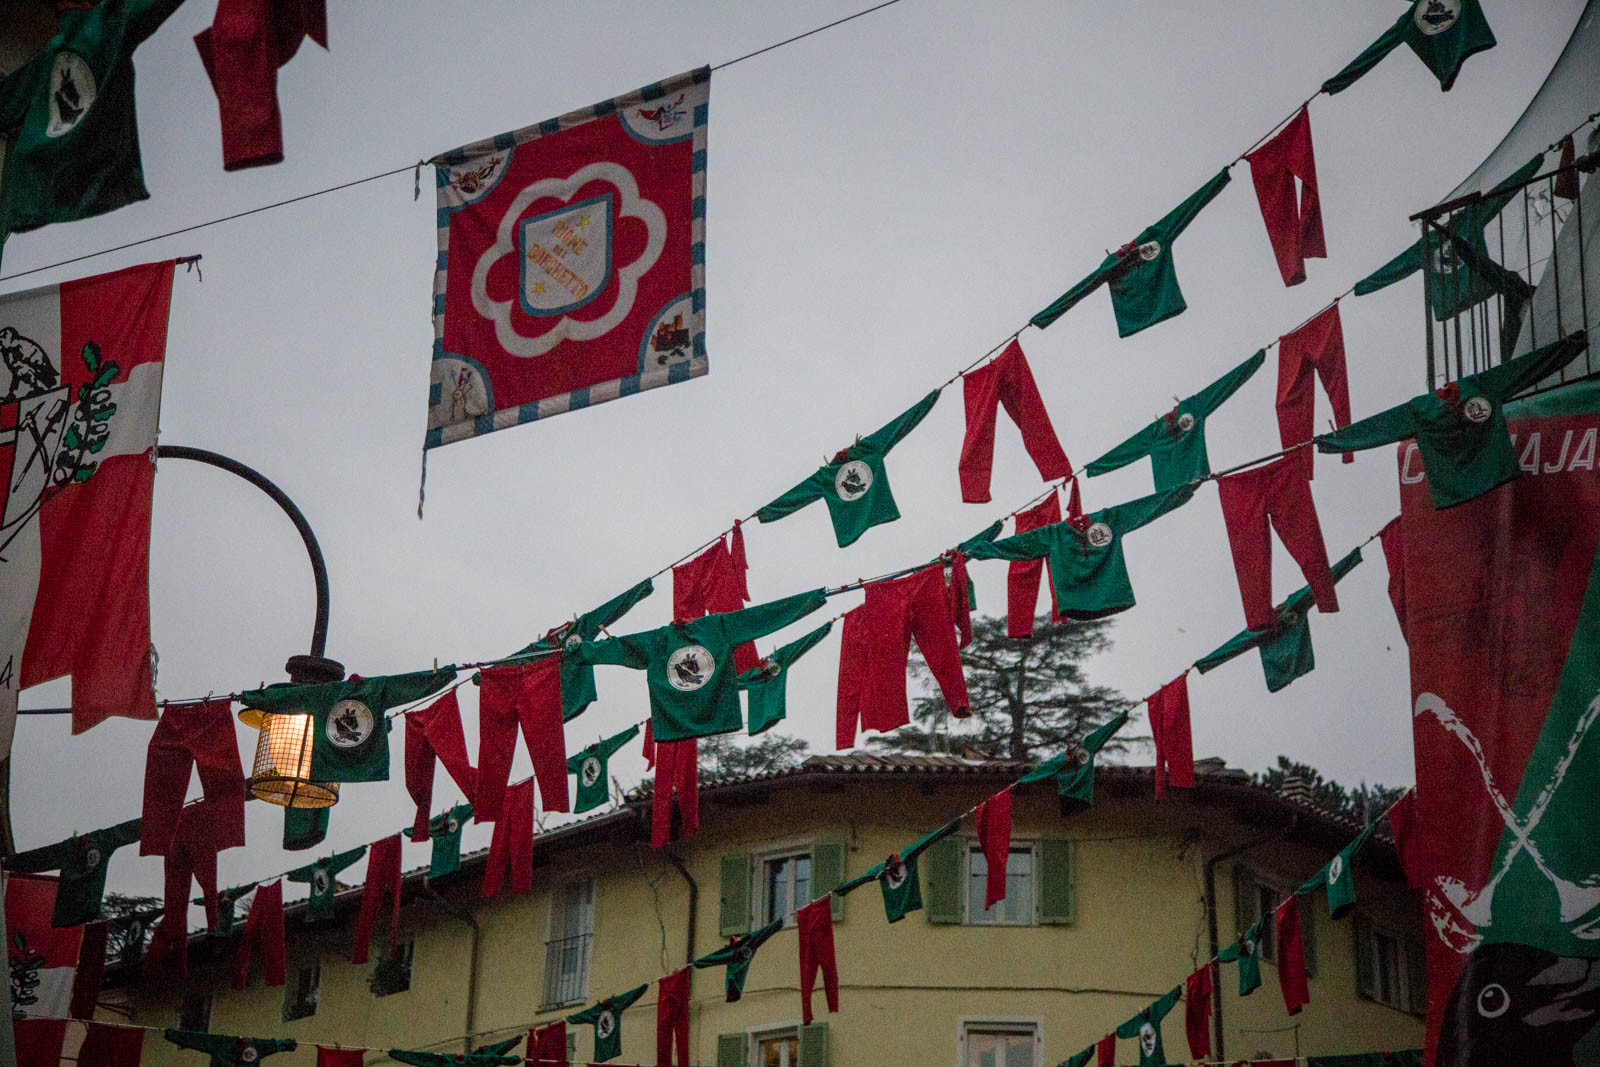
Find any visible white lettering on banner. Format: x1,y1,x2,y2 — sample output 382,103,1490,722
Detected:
1403,425,1600,487
1521,434,1542,474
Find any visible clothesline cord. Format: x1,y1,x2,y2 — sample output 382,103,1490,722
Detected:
709,0,908,71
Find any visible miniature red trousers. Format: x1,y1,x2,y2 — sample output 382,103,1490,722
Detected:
1246,106,1325,287
1006,494,1067,638
481,778,535,898
194,0,327,170
947,550,974,648
1096,1033,1115,1067
352,834,402,965
1216,457,1338,631
77,1024,144,1067
976,787,1013,910
405,688,477,839
146,808,222,979
1379,515,1407,641
1148,674,1195,798
836,566,971,749
797,898,839,1023
477,660,569,822
656,968,691,1067
232,879,285,990
141,698,245,855
316,1050,365,1067
1185,964,1213,1059
651,737,700,848
1276,895,1311,1016
960,339,1071,502
1276,303,1352,476
527,1022,567,1067
673,526,757,672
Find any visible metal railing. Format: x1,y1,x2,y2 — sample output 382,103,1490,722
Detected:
1415,149,1598,395
540,933,592,1008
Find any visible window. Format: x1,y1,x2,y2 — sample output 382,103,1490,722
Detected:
370,939,414,997
282,963,320,1022
1234,867,1316,975
1355,914,1425,1015
754,1027,798,1067
762,853,811,927
542,879,594,1007
178,992,211,1032
966,845,1035,925
960,1021,1039,1067
717,1024,827,1067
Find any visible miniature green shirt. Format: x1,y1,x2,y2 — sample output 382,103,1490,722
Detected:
404,802,473,877
1087,350,1265,490
1220,922,1264,996
164,1031,296,1067
513,578,656,718
388,1037,522,1067
282,804,330,852
1318,335,1587,509
965,486,1195,620
286,845,366,922
1033,169,1232,337
568,983,647,1063
566,725,639,814
1322,0,1495,94
240,668,457,783
694,918,784,1002
757,391,940,547
8,817,141,927
204,882,259,938
1018,711,1130,815
737,621,834,736
835,820,959,924
575,590,827,742
1114,985,1182,1066
0,0,185,262
1300,816,1382,921
1196,548,1364,692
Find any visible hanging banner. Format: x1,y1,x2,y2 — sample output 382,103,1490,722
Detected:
6,874,86,1019
425,67,710,450
1398,384,1600,1065
0,260,174,749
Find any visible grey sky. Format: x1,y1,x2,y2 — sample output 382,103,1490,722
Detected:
4,1,1584,904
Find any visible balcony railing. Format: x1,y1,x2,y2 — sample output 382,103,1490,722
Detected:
540,933,592,1008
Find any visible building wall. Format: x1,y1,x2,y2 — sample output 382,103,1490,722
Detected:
122,781,1424,1067
0,0,55,78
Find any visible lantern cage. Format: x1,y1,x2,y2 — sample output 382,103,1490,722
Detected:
240,709,340,808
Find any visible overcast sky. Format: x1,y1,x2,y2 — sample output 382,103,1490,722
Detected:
4,1,1585,904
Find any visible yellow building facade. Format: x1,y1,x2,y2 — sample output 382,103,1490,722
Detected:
111,756,1424,1067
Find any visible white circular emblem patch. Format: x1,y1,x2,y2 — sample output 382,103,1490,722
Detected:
1072,747,1090,767
1279,610,1301,630
596,1010,616,1040
834,460,874,501
1462,395,1493,424
1139,1022,1157,1057
1177,412,1196,433
667,645,715,692
241,1048,259,1063
84,847,102,871
1243,936,1257,957
581,755,603,788
326,699,375,749
564,632,583,650
1085,522,1114,548
1329,855,1345,883
1137,240,1162,262
313,870,330,895
1414,0,1460,35
884,855,908,890
126,919,143,940
46,53,96,138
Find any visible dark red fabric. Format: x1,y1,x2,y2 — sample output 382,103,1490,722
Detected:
959,339,1072,502
1096,1033,1115,1067
477,660,569,823
146,807,222,980
405,688,478,839
317,1048,365,1067
78,1024,145,1067
194,0,327,170
1006,493,1067,638
835,566,970,749
797,897,839,1024
1275,895,1310,1016
1378,515,1407,641
1276,303,1353,475
528,1022,566,1067
650,738,699,849
656,968,690,1067
1185,964,1213,1059
70,920,108,1019
975,787,1013,910
1216,457,1338,631
1148,674,1195,798
1556,134,1581,200
642,720,656,770
947,550,974,649
482,778,535,898
232,880,286,990
1246,106,1325,287
352,834,402,965
13,1019,68,1067
1388,791,1424,889
672,530,758,673
140,698,245,856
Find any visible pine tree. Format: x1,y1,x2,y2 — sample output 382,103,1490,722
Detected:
868,613,1129,761
698,732,810,778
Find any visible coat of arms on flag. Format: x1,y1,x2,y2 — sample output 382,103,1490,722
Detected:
425,67,709,450
0,260,174,750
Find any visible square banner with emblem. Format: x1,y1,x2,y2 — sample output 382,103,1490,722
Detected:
426,67,709,450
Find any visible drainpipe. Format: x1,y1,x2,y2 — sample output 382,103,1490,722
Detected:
1203,823,1291,1061
423,883,481,1054
664,850,697,978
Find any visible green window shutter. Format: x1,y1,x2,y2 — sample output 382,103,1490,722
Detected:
1233,866,1255,940
1353,913,1376,1001
719,853,751,937
565,1033,577,1061
716,1033,747,1067
811,841,846,921
1405,937,1427,1016
1038,838,1076,925
922,834,962,924
1299,894,1317,978
798,1022,828,1067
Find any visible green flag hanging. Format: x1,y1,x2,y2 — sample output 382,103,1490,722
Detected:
1323,0,1496,95
568,983,648,1063
567,725,640,813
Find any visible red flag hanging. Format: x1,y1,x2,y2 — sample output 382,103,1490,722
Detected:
975,787,1013,910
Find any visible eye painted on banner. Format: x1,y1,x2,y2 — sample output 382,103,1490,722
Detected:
1477,982,1510,1019
327,700,375,749
835,460,873,501
1414,0,1461,35
667,645,715,692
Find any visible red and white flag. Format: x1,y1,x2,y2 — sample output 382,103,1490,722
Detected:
0,260,175,747
6,874,85,1019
